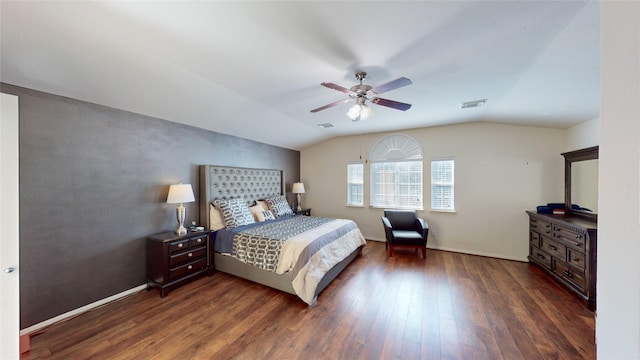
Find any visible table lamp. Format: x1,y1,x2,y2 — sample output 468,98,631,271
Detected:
166,183,195,235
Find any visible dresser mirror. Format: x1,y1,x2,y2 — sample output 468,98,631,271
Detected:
562,146,599,221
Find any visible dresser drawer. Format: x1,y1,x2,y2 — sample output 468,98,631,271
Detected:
554,260,586,291
169,258,207,281
530,218,552,236
553,226,587,252
169,239,190,253
529,231,540,248
568,249,586,271
540,237,566,260
169,246,207,268
530,246,552,269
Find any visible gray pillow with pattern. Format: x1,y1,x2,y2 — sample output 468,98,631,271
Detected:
265,195,294,218
214,197,255,228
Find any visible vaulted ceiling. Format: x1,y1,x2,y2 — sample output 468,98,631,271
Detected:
0,1,599,150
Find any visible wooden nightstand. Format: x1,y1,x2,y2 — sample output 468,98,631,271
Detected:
294,208,311,216
146,230,212,297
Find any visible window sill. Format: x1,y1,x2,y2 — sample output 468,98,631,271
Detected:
430,209,457,213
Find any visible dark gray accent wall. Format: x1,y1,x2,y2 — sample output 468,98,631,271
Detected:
1,83,300,329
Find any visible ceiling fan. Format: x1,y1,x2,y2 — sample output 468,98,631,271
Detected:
311,71,412,121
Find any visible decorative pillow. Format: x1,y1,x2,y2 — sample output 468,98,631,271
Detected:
265,195,294,218
261,210,275,221
249,203,266,221
209,203,226,230
214,197,255,228
256,200,270,211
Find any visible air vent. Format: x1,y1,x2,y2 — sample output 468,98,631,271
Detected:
317,123,334,128
461,99,487,109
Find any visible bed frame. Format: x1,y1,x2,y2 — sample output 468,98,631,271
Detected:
198,165,362,300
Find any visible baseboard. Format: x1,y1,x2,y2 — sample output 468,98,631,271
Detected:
427,245,528,262
20,284,147,336
366,238,528,262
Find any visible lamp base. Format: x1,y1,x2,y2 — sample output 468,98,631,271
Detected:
175,203,187,235
296,193,302,212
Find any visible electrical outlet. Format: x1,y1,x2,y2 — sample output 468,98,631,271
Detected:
431,229,437,237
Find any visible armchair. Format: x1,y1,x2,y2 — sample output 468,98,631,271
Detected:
381,209,429,258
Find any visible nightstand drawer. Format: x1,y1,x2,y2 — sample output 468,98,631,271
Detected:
169,246,207,268
169,258,207,281
169,239,190,253
190,234,208,247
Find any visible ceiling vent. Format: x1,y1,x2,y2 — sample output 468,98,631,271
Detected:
317,123,334,128
461,99,487,109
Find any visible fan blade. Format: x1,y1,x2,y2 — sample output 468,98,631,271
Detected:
321,82,356,96
311,98,354,113
369,77,412,95
371,97,412,111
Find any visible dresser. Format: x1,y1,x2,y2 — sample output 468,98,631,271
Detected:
146,230,212,297
527,211,597,310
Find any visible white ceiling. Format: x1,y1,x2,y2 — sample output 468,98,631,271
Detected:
0,1,600,151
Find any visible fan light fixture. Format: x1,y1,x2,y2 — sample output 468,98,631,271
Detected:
346,98,373,121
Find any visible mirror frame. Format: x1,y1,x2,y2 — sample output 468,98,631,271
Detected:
561,145,599,222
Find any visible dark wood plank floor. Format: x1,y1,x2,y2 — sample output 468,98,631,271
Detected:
22,241,595,359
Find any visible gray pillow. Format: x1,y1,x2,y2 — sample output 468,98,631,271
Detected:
214,197,255,228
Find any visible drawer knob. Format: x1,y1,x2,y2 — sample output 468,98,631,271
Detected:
573,258,581,262
178,243,184,248
563,270,573,278
548,245,557,251
197,239,202,243
574,242,583,247
537,254,545,259
188,265,193,270
575,234,582,239
188,252,193,257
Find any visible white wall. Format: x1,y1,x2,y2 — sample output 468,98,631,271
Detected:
301,122,565,261
566,117,599,151
597,1,640,358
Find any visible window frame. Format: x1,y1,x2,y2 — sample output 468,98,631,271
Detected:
430,157,455,212
368,134,424,210
346,162,365,207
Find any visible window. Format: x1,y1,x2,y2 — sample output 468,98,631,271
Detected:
370,134,423,209
347,163,364,206
431,158,454,211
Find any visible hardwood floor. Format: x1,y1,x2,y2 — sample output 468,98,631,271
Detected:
22,241,595,359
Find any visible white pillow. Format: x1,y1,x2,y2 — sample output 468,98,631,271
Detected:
256,200,270,210
209,203,226,230
249,203,266,221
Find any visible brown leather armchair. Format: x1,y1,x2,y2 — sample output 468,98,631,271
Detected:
381,209,429,258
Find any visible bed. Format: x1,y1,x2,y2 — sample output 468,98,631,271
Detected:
198,165,366,305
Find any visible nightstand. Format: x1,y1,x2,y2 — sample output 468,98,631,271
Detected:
146,230,212,297
294,208,311,216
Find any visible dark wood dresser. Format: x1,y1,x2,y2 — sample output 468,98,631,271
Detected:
146,230,212,297
527,211,597,310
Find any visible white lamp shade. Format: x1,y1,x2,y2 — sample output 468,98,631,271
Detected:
166,183,195,204
292,182,305,194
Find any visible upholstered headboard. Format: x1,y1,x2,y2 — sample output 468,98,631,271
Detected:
199,165,284,229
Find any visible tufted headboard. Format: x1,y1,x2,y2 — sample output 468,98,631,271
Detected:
199,165,285,229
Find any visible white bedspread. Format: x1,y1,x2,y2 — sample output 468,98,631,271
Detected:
277,218,366,305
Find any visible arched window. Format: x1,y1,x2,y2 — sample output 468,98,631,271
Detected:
369,134,423,209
